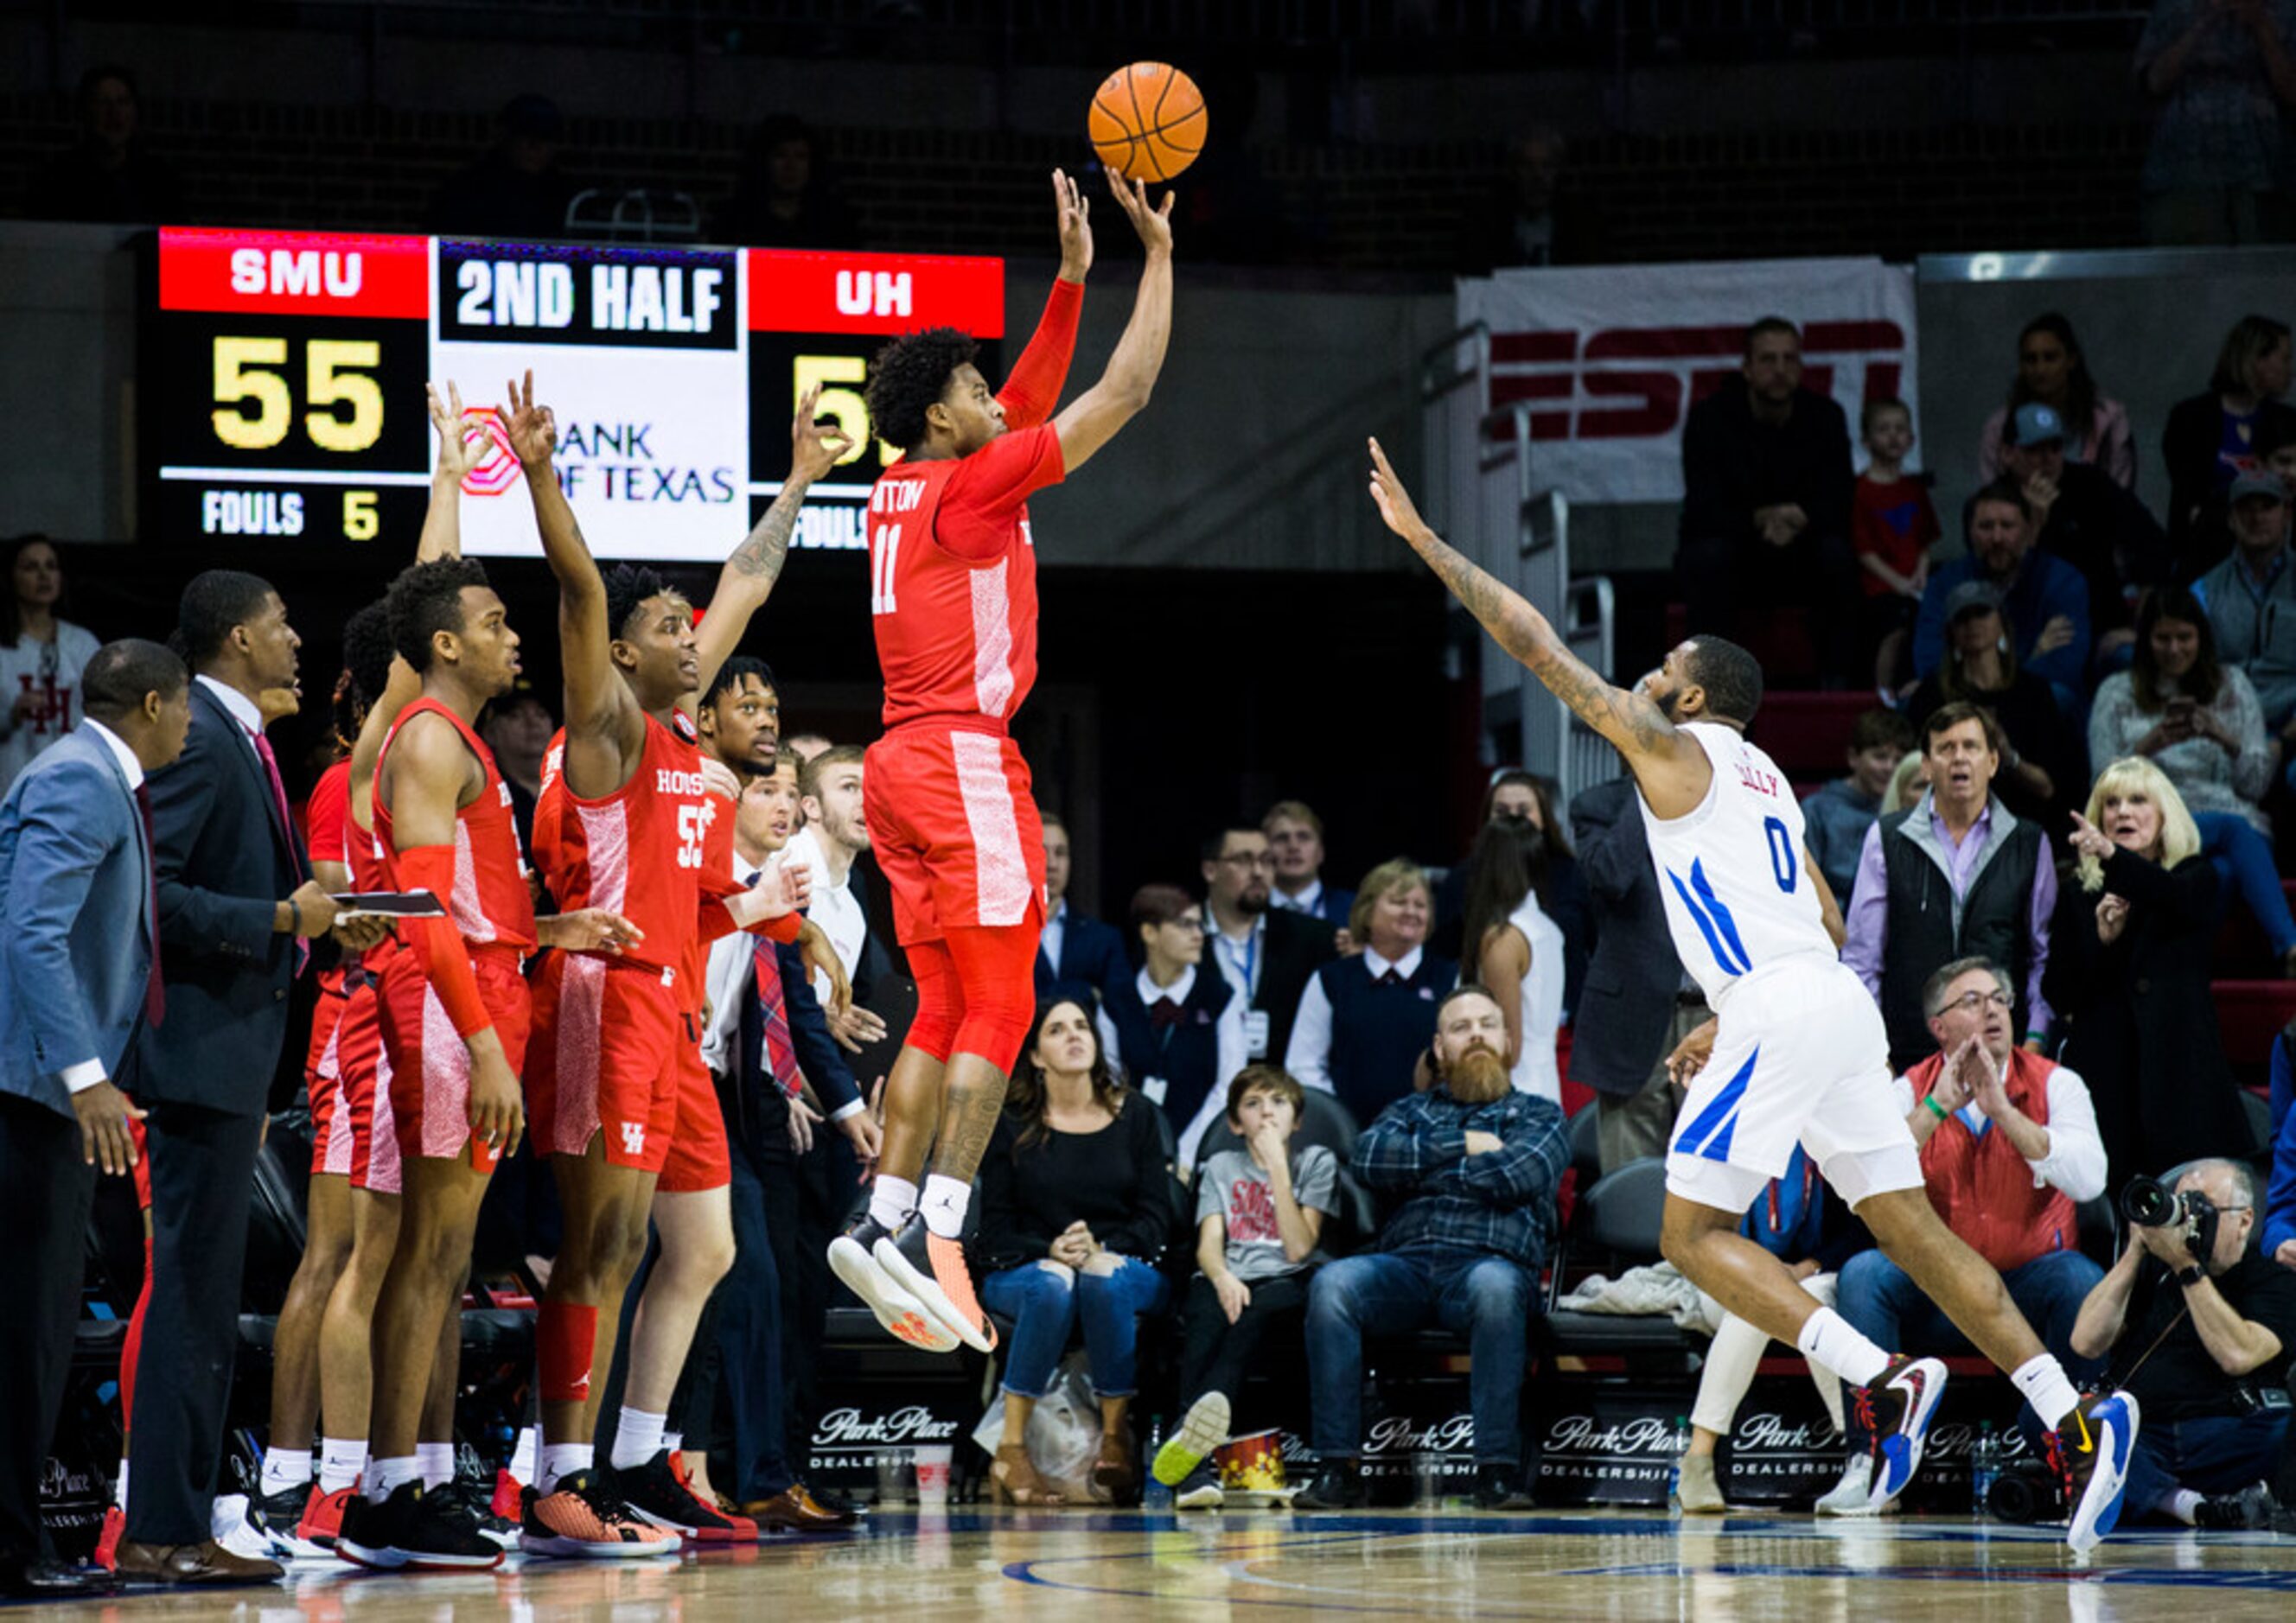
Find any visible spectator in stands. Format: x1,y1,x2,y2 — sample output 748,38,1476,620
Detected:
1905,584,2084,834
1843,702,2057,1072
2165,315,2296,573
477,685,551,852
1568,774,1700,1170
0,536,100,799
1150,1066,1342,1511
1885,751,1929,812
1293,987,1567,1512
429,92,579,240
1436,770,1589,1011
1803,709,1917,903
1036,812,1127,1030
1262,799,1354,928
2091,586,2276,838
2002,402,2173,671
1852,399,1937,692
1285,859,1456,1127
721,115,859,251
1459,815,1566,1104
2047,759,2259,1177
1816,958,2107,1513
1453,125,1607,274
2196,469,2296,792
1202,825,1337,1068
2267,1079,2296,1267
27,65,182,226
976,998,1176,1506
781,731,832,763
1913,482,2092,714
1978,314,2139,492
2136,0,2296,247
1105,884,1247,1170
2071,1159,2296,1528
1676,1145,1863,1513
1677,318,1860,684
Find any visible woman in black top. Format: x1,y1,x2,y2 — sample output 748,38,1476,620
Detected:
2044,758,2256,1183
2162,315,2296,576
977,997,1176,1505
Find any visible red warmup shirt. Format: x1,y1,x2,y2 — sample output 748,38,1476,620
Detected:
1852,474,1940,599
371,699,538,952
869,279,1081,731
306,762,354,996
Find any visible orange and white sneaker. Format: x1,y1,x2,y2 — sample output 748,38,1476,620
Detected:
520,1469,681,1561
874,1217,996,1354
830,1215,959,1353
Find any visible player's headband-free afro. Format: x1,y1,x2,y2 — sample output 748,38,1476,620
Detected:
865,327,979,452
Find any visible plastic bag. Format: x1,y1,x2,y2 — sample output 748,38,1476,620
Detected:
971,1350,1101,1500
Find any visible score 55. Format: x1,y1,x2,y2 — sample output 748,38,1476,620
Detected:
793,354,896,469
212,337,384,454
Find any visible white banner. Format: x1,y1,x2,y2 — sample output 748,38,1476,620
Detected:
1457,258,1919,505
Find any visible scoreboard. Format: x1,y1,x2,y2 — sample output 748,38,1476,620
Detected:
146,227,1006,560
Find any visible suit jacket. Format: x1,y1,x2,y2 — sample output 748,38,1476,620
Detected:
0,724,155,1119
1240,906,1339,1067
1036,905,1128,1009
133,681,307,1116
733,931,863,1142
1566,777,1689,1096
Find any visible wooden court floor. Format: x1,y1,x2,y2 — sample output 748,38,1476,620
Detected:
24,1508,2296,1620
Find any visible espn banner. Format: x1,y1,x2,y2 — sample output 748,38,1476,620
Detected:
1457,258,1919,505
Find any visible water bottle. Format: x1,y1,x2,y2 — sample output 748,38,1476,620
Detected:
1667,1415,1690,1513
1142,1416,1173,1510
1970,1421,1999,1518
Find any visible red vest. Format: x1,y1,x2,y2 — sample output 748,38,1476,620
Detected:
1908,1047,2075,1274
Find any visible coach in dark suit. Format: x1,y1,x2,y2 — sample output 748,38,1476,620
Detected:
0,642,189,1599
1566,777,1702,1173
118,574,348,1586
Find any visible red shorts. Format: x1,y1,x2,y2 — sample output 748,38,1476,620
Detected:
333,981,402,1195
376,947,532,1172
864,723,1047,946
655,1023,730,1193
526,953,680,1174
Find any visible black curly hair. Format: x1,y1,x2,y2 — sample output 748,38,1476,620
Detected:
603,563,685,642
386,557,492,673
342,601,396,711
864,327,979,452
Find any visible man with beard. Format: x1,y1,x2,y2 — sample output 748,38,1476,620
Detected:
1292,986,1567,1512
1201,825,1336,1070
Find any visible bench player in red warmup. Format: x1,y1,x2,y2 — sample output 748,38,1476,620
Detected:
830,169,1175,1353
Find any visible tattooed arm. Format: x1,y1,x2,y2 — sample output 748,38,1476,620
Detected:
1366,437,1710,815
690,384,855,706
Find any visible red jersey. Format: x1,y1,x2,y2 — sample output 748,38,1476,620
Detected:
306,762,354,997
1852,474,1940,599
371,698,538,952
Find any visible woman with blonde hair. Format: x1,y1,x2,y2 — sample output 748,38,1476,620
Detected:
2043,758,2257,1179
1283,858,1457,1126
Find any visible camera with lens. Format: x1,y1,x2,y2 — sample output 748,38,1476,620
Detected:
1985,1458,2069,1524
2119,1174,2219,1263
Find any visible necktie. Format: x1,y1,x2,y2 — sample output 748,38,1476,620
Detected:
1150,997,1187,1030
252,729,310,974
750,939,804,1101
1379,968,1403,987
133,781,165,1028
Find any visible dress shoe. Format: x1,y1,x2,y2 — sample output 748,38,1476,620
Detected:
0,1559,119,1599
113,1537,284,1585
741,1485,851,1531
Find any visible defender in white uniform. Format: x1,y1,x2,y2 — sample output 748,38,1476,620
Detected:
1365,435,2137,1553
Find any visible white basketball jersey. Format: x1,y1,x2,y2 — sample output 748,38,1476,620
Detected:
1636,722,1833,1007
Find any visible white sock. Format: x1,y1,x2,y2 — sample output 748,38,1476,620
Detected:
365,1455,421,1504
2170,1488,2204,1525
870,1174,920,1232
509,1425,538,1486
1795,1308,1891,1389
539,1442,594,1497
2011,1354,2082,1432
610,1409,667,1472
260,1446,312,1496
113,1460,129,1511
919,1174,971,1240
662,1430,683,1456
319,1439,367,1495
417,1442,456,1489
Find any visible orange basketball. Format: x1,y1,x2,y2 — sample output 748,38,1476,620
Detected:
1087,61,1207,184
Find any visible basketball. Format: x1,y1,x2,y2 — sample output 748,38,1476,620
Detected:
1087,60,1208,184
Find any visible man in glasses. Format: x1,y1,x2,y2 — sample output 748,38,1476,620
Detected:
1198,826,1337,1071
1814,956,2109,1513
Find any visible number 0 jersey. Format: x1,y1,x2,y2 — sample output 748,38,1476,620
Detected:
1637,721,1832,1007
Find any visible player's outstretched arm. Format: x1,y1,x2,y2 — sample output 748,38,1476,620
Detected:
1047,171,1174,474
1367,437,1695,781
690,383,854,708
996,170,1094,429
416,381,489,563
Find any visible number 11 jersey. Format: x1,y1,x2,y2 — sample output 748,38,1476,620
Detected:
1636,721,1833,1009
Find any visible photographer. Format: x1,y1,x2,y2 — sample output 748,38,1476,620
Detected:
2070,1160,2296,1527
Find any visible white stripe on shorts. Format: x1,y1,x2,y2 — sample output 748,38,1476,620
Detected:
950,730,1030,927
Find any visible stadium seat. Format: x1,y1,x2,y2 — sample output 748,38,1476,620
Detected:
2214,981,2296,1078
1541,1159,1700,1365
1746,692,1872,781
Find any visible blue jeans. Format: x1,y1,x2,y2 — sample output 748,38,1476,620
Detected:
980,1256,1170,1400
2125,1410,2290,1518
1304,1246,1534,1466
2196,811,2296,958
1837,1247,2105,1445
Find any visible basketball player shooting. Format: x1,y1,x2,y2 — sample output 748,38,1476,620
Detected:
830,169,1175,1355
1365,439,2139,1551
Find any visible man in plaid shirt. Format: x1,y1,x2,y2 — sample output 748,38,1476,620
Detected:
1293,985,1569,1512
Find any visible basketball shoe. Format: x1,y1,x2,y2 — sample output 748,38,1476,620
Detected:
1853,1354,1948,1511
872,1218,995,1353
829,1215,958,1352
520,1469,681,1560
614,1450,759,1543
2050,1390,2139,1553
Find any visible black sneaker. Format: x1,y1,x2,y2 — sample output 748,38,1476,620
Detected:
2194,1482,2276,1531
1174,1461,1224,1511
1852,1354,1948,1512
253,1483,326,1559
612,1451,756,1543
1292,1461,1367,1511
1473,1464,1535,1511
437,1478,520,1552
340,1480,503,1570
335,1486,412,1570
